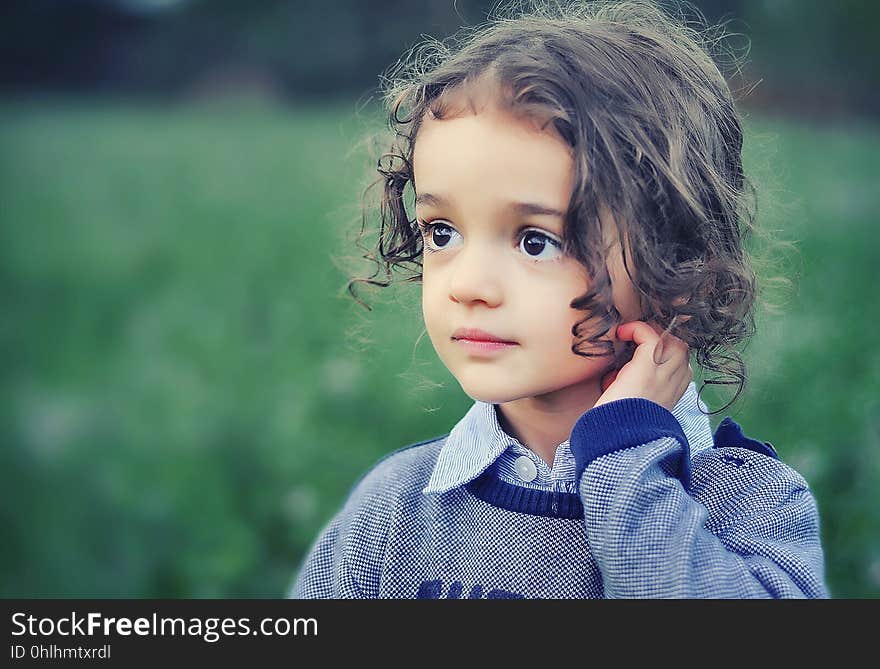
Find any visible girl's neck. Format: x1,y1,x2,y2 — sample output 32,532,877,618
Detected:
495,380,602,467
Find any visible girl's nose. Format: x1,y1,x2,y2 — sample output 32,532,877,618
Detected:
448,243,503,307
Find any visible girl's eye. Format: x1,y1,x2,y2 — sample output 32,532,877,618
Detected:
417,221,561,261
519,230,562,261
418,221,462,252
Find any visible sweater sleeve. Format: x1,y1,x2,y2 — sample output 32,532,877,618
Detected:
570,398,829,599
288,514,366,599
289,492,395,599
289,452,409,599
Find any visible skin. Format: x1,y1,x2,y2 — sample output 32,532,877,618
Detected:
412,98,691,466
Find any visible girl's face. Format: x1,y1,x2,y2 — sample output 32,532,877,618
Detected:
413,102,640,406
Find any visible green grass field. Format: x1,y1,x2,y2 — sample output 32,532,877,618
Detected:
1,99,877,597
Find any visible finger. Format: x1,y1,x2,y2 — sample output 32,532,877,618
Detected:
675,361,694,388
651,315,679,360
657,313,690,360
615,321,661,347
652,336,666,365
657,337,691,366
647,321,665,337
651,321,679,365
677,360,693,381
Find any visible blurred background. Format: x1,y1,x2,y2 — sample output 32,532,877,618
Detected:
1,0,877,598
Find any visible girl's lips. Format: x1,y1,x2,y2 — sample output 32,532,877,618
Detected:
451,327,517,344
453,338,518,354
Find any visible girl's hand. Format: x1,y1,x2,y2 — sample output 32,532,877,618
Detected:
595,321,692,412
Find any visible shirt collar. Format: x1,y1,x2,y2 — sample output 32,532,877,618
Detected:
422,382,715,495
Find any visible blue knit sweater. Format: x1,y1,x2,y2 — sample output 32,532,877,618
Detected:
290,395,828,599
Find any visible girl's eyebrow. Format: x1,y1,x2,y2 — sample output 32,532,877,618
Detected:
415,192,565,218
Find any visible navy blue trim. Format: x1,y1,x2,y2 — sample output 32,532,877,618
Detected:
465,468,583,519
569,398,691,488
713,417,779,460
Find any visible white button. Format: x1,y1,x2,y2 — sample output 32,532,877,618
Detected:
514,455,538,482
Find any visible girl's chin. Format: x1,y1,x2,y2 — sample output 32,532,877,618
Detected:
458,376,605,406
456,381,522,405
457,382,566,405
460,389,518,405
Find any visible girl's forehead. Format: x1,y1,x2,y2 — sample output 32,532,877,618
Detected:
412,110,574,206
414,99,573,173
418,104,558,144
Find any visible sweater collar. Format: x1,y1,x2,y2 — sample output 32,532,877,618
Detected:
422,382,715,495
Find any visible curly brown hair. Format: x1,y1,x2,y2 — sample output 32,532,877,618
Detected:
349,0,762,412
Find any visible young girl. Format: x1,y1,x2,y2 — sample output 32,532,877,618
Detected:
290,0,828,598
